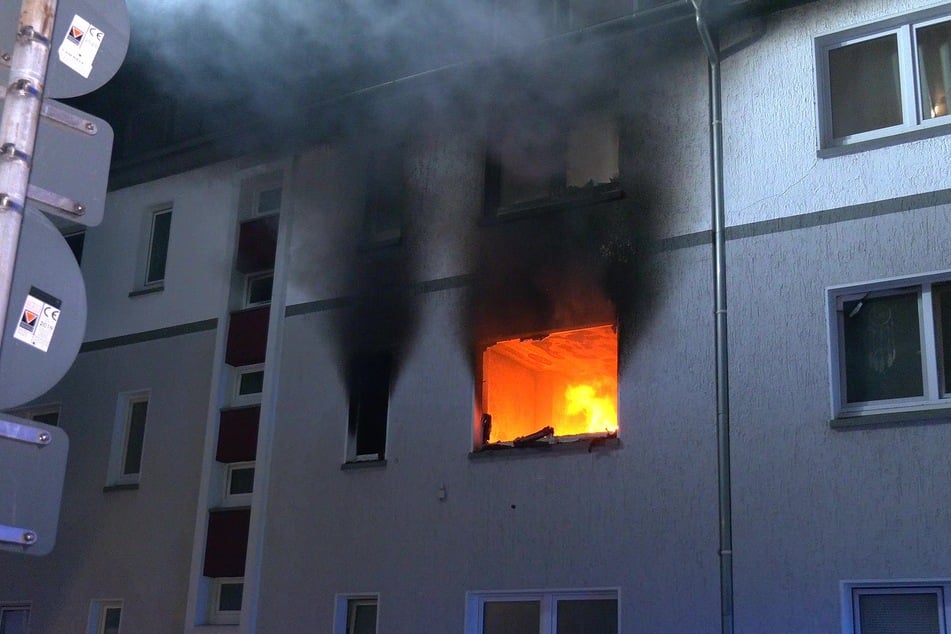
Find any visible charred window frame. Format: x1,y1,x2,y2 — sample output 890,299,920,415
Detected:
362,143,405,248
483,102,621,220
828,271,951,426
816,5,951,155
346,352,392,464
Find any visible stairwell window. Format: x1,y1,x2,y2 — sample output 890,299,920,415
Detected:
828,272,951,423
817,6,951,152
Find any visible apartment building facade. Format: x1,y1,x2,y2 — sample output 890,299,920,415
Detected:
3,0,951,632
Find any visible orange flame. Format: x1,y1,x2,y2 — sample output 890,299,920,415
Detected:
561,382,618,436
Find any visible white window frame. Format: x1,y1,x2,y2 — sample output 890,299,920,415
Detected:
106,391,150,486
208,577,243,625
252,185,282,217
86,599,122,634
827,270,950,419
332,594,379,634
465,588,619,634
221,461,255,507
841,580,951,634
10,403,61,426
0,603,31,634
244,270,274,308
816,4,951,151
143,206,173,287
231,363,265,406
238,171,283,220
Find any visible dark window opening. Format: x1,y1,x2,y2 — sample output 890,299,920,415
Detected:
146,209,172,285
363,145,405,246
64,230,85,265
485,109,620,218
348,352,392,461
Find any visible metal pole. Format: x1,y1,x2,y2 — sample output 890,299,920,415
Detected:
0,0,56,358
689,1,734,633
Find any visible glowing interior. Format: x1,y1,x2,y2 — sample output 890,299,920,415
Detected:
481,325,618,443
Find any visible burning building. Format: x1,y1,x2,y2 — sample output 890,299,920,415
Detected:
3,0,951,633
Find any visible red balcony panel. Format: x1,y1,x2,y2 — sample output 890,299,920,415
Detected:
235,216,279,274
225,306,269,366
203,508,250,578
216,406,260,463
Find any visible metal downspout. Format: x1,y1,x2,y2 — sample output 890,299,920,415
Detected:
690,2,734,634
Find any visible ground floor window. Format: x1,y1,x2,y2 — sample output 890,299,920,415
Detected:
334,594,378,634
843,581,950,634
467,590,617,634
0,605,30,634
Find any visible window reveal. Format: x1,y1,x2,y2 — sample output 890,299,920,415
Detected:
480,324,617,445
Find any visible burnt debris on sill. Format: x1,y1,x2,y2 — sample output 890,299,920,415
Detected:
474,428,619,457
485,181,624,223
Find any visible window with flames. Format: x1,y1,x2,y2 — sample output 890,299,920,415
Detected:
477,324,618,448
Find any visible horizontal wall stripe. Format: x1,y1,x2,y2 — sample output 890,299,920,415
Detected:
285,274,473,317
284,191,951,315
80,318,218,353
658,188,951,252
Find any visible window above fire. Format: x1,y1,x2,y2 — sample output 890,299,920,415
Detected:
477,324,618,449
485,109,620,217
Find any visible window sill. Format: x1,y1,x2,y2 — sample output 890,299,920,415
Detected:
470,435,621,460
102,482,139,492
341,458,387,471
830,406,951,430
483,183,623,224
129,285,164,298
818,119,951,158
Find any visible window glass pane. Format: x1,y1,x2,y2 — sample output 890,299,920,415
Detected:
123,400,148,475
246,274,273,306
30,410,59,426
228,466,254,495
937,284,951,395
147,210,172,284
843,292,923,403
219,582,243,612
916,21,951,120
102,606,121,634
0,608,30,634
348,601,377,634
858,592,940,634
828,34,903,138
556,599,618,634
483,600,540,634
65,231,85,265
238,370,265,396
257,187,282,214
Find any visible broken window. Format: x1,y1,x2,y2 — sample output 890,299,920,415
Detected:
347,352,392,462
485,108,620,217
477,324,618,448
